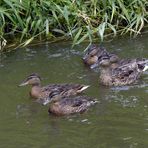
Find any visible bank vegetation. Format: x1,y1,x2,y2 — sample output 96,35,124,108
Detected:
0,0,148,51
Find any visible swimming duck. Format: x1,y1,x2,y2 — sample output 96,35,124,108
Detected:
99,57,148,86
82,44,118,69
106,54,148,70
19,73,89,105
48,96,98,116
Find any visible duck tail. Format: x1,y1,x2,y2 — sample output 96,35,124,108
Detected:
78,85,90,92
88,99,99,106
143,64,148,72
137,59,148,72
36,98,50,105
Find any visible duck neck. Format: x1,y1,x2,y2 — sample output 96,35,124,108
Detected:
100,66,111,76
30,83,42,99
111,63,118,69
32,83,41,87
100,67,112,85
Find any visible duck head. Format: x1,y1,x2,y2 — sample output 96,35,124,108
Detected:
83,44,99,67
99,57,111,68
108,53,120,69
109,53,119,63
19,73,41,86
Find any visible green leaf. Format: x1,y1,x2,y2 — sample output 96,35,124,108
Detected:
52,29,66,35
98,22,106,41
75,32,89,45
63,6,69,25
117,0,130,23
22,37,34,47
33,19,41,35
73,27,82,46
86,25,92,43
107,23,117,36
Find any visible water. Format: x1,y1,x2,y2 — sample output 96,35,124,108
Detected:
0,34,148,148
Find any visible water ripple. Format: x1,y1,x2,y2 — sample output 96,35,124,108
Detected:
105,95,139,108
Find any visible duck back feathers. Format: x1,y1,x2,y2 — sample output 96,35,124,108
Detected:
48,96,98,116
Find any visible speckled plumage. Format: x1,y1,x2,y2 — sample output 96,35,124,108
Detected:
82,44,118,69
19,73,89,105
48,96,98,116
100,58,148,86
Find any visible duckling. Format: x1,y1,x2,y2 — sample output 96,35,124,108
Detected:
48,96,98,116
83,44,118,69
99,57,148,86
19,73,89,105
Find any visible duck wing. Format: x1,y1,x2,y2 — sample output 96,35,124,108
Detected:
59,97,87,107
49,96,98,115
45,84,89,95
112,62,140,84
118,58,148,71
59,96,98,113
36,84,89,105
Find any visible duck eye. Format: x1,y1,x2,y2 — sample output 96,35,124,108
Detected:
90,54,94,57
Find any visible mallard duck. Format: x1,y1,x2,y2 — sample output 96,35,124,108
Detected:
107,55,148,70
82,44,118,69
99,57,148,86
19,73,89,105
48,96,98,116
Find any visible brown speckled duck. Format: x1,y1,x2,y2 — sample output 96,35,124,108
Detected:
104,54,148,70
99,57,148,86
19,73,89,105
82,44,118,69
48,96,98,116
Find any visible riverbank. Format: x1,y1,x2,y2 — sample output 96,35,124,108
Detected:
0,0,147,51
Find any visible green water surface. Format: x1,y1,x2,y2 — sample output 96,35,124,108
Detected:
0,34,148,148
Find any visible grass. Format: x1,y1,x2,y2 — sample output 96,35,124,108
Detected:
0,0,148,51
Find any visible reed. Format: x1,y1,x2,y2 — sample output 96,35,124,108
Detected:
0,0,147,50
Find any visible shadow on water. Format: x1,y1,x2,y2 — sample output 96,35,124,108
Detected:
0,34,148,148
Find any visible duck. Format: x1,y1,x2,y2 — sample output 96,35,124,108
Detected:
105,54,148,70
99,57,148,86
19,73,89,105
82,44,118,69
48,96,98,116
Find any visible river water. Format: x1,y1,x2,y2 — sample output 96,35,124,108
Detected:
0,34,148,148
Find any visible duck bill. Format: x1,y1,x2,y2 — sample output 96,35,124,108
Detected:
82,56,88,64
90,62,99,69
82,56,86,60
18,80,29,86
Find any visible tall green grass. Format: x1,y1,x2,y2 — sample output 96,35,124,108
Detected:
0,0,147,50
